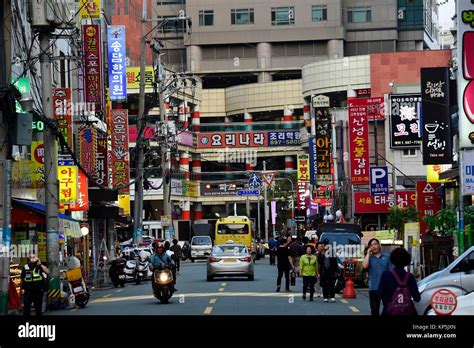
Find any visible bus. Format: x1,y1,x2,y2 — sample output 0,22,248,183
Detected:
215,216,254,255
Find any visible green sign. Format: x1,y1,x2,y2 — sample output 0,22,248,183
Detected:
12,77,31,94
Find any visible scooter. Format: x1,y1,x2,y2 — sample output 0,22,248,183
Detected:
65,267,90,308
109,257,127,288
152,265,174,304
135,250,152,284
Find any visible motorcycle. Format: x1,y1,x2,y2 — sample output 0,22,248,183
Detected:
109,257,127,288
152,265,174,304
135,250,152,285
65,267,90,308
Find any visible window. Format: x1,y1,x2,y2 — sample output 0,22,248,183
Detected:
191,236,212,245
158,16,186,33
271,6,295,26
312,5,327,21
231,8,254,25
124,0,129,15
199,10,214,26
217,224,250,235
402,149,417,157
348,7,371,23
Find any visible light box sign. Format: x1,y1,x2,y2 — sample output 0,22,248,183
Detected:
69,170,89,211
416,181,442,237
421,67,453,164
79,127,97,174
462,149,474,195
315,108,331,178
370,166,389,196
58,166,78,205
458,0,474,148
390,94,422,148
82,24,103,112
348,100,370,185
297,154,310,182
110,110,130,193
107,25,127,101
91,136,108,187
52,88,73,148
126,66,155,89
309,137,317,185
296,181,309,211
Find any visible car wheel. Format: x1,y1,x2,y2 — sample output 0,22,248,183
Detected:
248,275,254,281
207,275,213,282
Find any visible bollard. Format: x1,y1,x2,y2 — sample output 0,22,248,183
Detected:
343,278,356,299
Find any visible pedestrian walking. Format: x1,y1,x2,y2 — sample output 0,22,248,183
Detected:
170,239,183,273
299,246,318,301
362,238,392,316
268,236,278,266
20,254,49,316
289,238,302,276
318,243,338,302
314,243,325,297
378,248,421,315
276,237,294,292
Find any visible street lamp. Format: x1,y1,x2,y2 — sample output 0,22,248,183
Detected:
81,226,89,236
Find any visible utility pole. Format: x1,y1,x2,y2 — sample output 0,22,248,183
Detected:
133,0,148,245
263,160,269,241
40,32,61,294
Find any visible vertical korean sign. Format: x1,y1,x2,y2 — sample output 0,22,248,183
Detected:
107,25,127,101
348,100,370,184
421,67,453,164
52,88,73,149
390,94,422,148
315,108,332,186
82,24,103,113
58,166,78,204
92,135,108,187
69,170,89,211
111,110,130,193
416,181,442,237
458,0,474,148
297,154,310,211
79,127,97,174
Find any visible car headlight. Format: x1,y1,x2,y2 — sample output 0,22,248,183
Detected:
159,273,169,282
418,283,427,294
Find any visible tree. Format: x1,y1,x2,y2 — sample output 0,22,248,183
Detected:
423,208,457,237
387,206,419,240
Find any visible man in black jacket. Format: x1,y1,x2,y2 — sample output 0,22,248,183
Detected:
317,243,338,302
21,254,50,316
276,237,294,292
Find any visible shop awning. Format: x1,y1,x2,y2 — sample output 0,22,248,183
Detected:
12,200,82,238
439,167,459,181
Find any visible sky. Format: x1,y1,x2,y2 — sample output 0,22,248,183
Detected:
438,0,455,30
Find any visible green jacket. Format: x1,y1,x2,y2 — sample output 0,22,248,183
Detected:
299,254,318,277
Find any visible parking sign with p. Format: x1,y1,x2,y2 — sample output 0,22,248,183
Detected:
370,166,388,196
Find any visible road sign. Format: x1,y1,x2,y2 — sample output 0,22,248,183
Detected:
370,166,389,196
430,289,458,316
248,172,262,187
261,171,276,187
237,189,260,196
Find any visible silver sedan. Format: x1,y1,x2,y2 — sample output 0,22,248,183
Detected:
206,243,254,281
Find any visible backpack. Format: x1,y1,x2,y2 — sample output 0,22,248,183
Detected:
386,270,417,316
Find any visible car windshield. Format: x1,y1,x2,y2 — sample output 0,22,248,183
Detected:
192,237,212,245
217,223,249,234
319,232,361,246
213,245,248,256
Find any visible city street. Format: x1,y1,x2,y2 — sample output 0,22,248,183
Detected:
49,259,370,315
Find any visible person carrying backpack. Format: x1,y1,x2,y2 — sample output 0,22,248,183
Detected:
378,247,421,316
170,239,183,273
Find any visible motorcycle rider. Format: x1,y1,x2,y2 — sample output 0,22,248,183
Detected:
150,242,177,292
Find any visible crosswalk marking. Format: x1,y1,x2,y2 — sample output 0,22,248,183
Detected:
349,306,360,313
209,299,217,304
218,288,225,292
340,299,349,304
221,283,227,286
204,307,213,314
103,294,112,298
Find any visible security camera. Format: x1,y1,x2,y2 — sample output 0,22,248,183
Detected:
388,80,395,87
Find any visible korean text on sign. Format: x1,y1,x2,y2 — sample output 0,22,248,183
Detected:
349,104,370,185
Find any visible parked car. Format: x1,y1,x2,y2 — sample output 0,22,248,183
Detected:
206,242,254,281
190,236,213,262
417,246,474,315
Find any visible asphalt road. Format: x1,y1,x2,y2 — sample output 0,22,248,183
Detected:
50,258,370,315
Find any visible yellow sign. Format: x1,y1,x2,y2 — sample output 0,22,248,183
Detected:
185,181,199,197
37,232,47,261
297,154,310,182
58,166,78,204
118,194,131,216
80,0,101,19
126,66,155,89
427,165,451,183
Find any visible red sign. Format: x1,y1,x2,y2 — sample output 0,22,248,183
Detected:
92,136,108,187
354,190,416,214
356,88,371,97
82,24,103,111
430,289,457,316
128,125,156,143
417,181,442,237
348,97,385,121
110,109,130,193
79,127,97,174
34,143,44,164
349,101,370,185
197,132,268,148
52,88,73,148
296,181,309,211
69,170,89,211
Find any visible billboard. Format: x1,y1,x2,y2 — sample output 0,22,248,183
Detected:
348,100,370,184
80,0,101,19
107,25,127,101
354,190,416,214
389,94,422,148
198,132,268,148
421,67,453,164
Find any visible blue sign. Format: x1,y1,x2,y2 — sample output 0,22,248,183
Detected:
308,137,317,185
58,159,74,166
248,173,262,187
237,189,260,196
370,166,389,196
268,131,301,146
107,25,127,101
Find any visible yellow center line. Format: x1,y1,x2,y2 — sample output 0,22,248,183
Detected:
209,298,217,304
103,294,112,298
221,283,227,286
204,307,213,315
349,306,360,313
340,299,349,304
218,288,225,292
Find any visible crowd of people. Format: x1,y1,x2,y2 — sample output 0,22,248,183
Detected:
269,234,421,315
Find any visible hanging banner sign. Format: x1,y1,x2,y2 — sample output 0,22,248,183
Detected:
315,108,331,178
296,181,309,211
110,109,130,193
309,137,317,185
32,141,45,188
297,154,310,182
92,136,108,188
462,149,474,195
79,127,97,174
69,170,89,211
82,24,103,113
390,94,422,148
107,25,127,101
416,181,442,237
58,166,78,205
421,67,453,164
458,0,474,148
348,100,370,184
354,191,416,214
52,88,73,148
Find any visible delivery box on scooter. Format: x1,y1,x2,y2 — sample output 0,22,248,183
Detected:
66,268,82,282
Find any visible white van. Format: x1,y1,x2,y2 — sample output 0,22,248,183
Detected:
190,236,213,262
